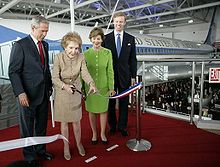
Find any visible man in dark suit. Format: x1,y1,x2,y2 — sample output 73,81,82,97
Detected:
103,12,137,136
8,16,53,167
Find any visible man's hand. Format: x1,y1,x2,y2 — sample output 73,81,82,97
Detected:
109,90,116,96
18,93,29,107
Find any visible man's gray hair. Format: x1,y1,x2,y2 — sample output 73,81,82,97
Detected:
31,15,49,28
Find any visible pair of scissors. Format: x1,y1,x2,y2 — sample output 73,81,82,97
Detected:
71,85,86,100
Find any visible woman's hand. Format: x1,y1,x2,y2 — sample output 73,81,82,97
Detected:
109,90,116,97
88,85,97,94
63,84,75,94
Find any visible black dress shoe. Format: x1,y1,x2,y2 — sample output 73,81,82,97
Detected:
119,129,129,137
37,152,53,160
29,160,40,167
109,128,116,135
101,140,108,145
91,139,98,145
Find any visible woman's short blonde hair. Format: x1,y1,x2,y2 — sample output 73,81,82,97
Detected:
61,32,82,49
89,27,105,41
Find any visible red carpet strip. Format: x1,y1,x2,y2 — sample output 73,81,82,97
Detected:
1,111,220,167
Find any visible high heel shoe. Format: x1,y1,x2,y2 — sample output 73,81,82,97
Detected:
91,139,98,145
77,144,85,156
64,148,71,160
64,153,71,160
101,139,108,145
101,135,108,145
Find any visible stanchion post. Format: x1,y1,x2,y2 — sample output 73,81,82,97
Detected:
50,88,55,128
126,81,151,151
136,86,141,141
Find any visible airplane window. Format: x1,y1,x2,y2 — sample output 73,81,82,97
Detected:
165,49,168,54
157,49,159,54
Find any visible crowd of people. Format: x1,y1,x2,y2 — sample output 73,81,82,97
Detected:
145,79,191,113
145,78,220,117
8,12,137,167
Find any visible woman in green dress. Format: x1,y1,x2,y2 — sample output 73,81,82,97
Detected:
84,27,115,144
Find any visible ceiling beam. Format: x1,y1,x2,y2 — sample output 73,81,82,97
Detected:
1,12,71,23
0,12,33,19
127,1,220,22
46,8,70,19
0,0,22,15
119,0,175,13
77,14,109,24
76,0,175,24
23,0,69,8
46,0,100,19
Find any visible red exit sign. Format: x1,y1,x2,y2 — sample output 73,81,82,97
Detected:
209,68,220,83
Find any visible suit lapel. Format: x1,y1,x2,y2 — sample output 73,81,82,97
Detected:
110,32,117,56
42,41,48,67
119,32,127,59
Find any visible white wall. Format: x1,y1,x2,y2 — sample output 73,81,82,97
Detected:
0,19,94,43
146,7,220,43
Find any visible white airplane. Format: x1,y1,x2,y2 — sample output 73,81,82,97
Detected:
47,29,215,58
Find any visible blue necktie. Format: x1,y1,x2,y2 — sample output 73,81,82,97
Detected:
116,33,121,57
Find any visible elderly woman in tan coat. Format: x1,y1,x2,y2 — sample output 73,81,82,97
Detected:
52,32,96,160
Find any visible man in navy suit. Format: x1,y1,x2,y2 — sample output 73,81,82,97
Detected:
9,16,53,167
103,12,137,136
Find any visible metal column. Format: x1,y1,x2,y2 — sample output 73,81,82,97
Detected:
190,62,196,124
199,62,205,119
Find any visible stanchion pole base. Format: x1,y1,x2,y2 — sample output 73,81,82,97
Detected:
126,139,151,151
